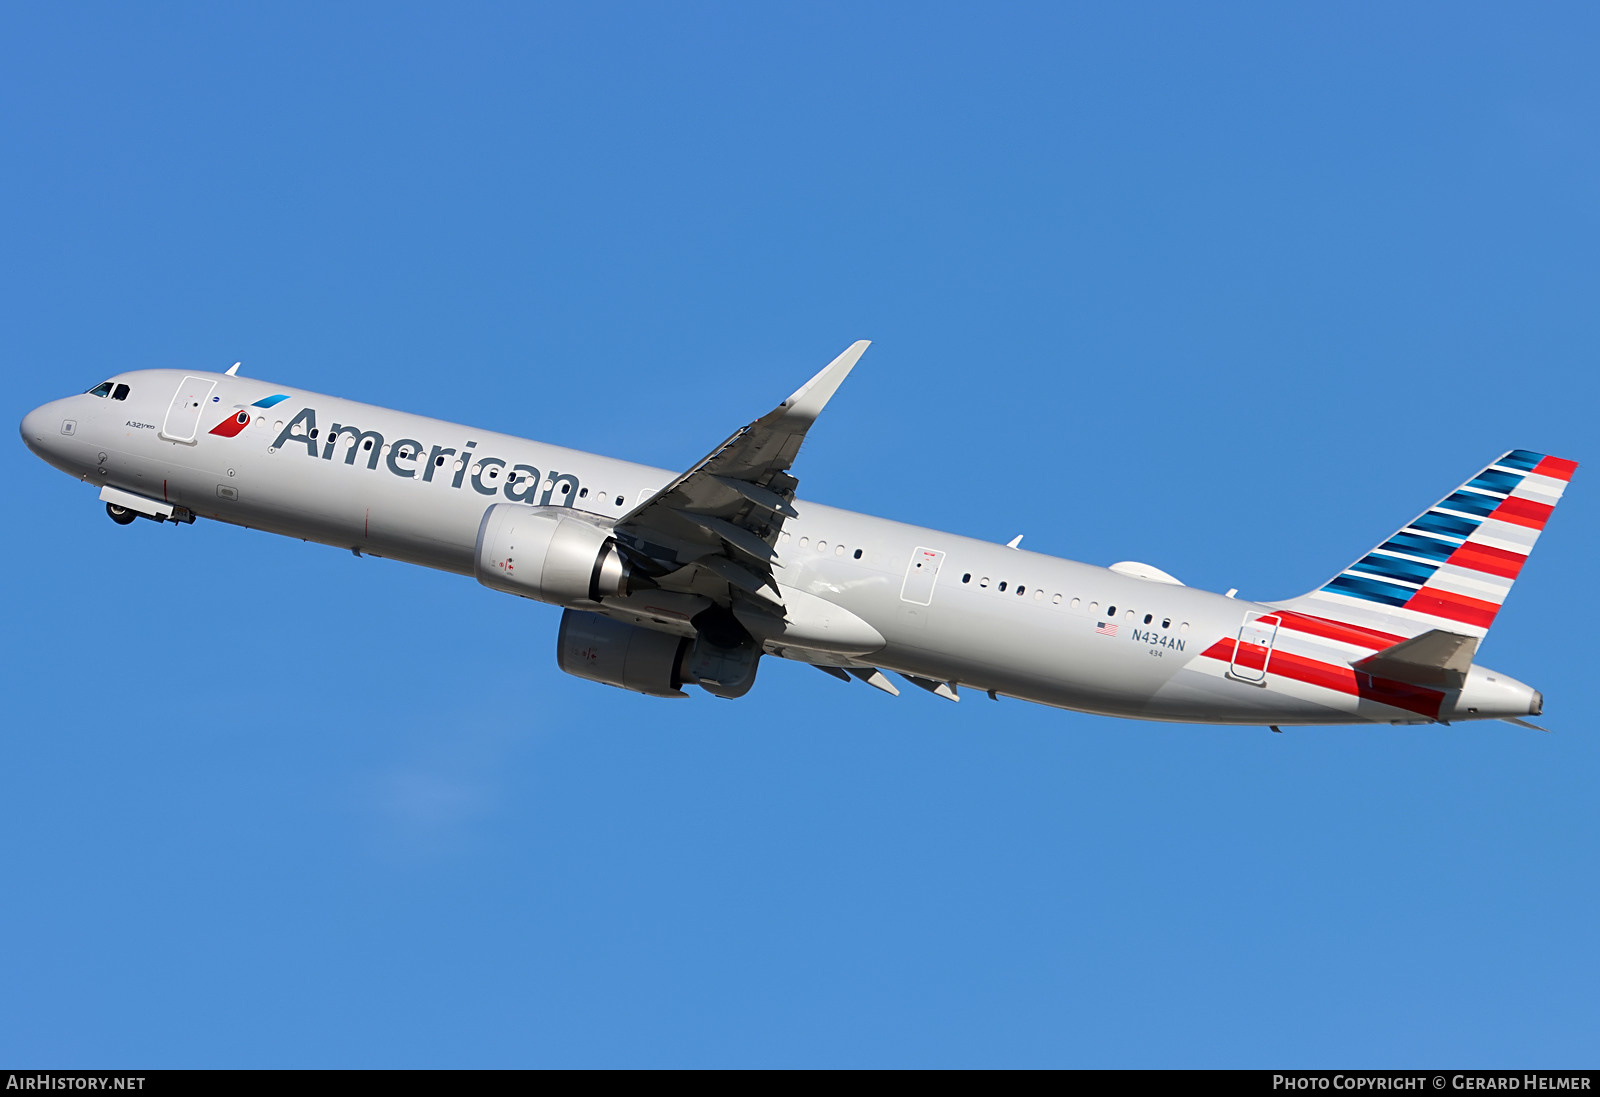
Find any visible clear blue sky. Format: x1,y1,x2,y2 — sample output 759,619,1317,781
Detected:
4,2,1596,1068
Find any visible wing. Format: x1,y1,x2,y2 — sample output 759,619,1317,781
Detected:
612,340,870,608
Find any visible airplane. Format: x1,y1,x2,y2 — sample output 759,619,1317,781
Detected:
19,342,1574,729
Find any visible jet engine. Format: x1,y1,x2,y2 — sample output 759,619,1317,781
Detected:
556,609,764,699
475,504,638,607
557,610,690,698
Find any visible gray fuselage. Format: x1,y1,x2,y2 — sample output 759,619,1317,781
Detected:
21,369,1542,726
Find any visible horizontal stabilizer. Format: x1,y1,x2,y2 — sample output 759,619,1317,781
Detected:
1501,717,1550,732
1352,629,1478,690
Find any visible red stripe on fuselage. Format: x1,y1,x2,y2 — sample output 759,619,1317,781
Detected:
1197,639,1444,719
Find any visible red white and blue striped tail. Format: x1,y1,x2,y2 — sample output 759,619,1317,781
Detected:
1276,450,1577,640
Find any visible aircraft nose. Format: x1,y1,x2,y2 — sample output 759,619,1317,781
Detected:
20,404,50,455
20,398,76,464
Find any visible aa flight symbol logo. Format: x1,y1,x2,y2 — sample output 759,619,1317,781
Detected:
208,394,289,438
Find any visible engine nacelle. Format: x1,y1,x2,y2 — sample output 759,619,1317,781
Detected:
476,504,633,607
557,610,690,698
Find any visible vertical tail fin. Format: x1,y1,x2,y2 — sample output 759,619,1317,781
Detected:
1276,450,1577,640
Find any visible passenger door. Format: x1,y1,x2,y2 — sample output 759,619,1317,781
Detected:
1229,613,1281,683
900,546,945,606
159,376,217,444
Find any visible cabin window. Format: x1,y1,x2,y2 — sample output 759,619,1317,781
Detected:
799,537,809,549
86,382,113,397
854,549,863,560
1052,594,1062,605
1016,585,1025,596
962,573,971,583
1107,605,1116,616
1125,610,1135,620
1035,590,1044,601
111,384,130,401
310,428,320,440
1162,618,1170,629
615,495,624,506
1144,614,1153,624
1180,622,1190,632
998,581,1007,592
1071,597,1081,609
979,577,990,588
835,544,845,556
579,487,588,498
364,439,373,450
435,455,447,466
1089,601,1098,612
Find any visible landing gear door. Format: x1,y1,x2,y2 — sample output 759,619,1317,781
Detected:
1229,613,1281,683
900,547,945,606
160,376,217,445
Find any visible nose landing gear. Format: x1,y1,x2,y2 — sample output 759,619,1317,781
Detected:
100,488,194,526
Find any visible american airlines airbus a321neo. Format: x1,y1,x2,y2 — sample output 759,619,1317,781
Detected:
20,343,1576,729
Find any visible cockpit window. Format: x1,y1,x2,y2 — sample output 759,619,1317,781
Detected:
87,382,113,398
111,384,130,401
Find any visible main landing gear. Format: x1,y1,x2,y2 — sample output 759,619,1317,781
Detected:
106,502,137,525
